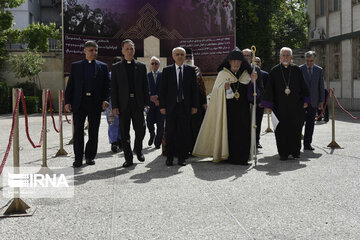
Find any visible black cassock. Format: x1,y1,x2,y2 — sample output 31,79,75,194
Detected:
227,73,251,164
262,64,310,157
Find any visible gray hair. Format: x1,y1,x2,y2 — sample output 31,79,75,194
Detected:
172,47,186,54
280,47,293,56
305,50,316,58
150,56,160,63
84,40,98,49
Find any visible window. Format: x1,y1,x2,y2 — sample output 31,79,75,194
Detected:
352,0,360,5
353,38,360,79
317,45,326,70
316,0,327,16
329,0,340,11
331,42,341,81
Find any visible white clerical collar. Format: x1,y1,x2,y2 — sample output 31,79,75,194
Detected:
87,60,94,63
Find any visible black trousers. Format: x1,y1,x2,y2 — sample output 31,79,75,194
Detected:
119,98,145,159
146,105,165,147
303,105,317,146
255,105,264,144
165,103,189,160
73,96,102,163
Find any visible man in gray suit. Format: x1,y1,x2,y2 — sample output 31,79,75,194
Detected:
300,51,325,150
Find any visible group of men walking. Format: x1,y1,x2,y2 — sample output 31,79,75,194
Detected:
65,39,326,168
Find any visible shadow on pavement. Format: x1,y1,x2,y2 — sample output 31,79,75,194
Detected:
73,165,135,186
190,160,251,182
254,154,312,176
130,155,184,183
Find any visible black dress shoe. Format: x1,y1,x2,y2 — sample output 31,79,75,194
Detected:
304,145,315,151
86,159,95,165
256,143,262,149
166,157,173,166
111,143,118,153
279,155,288,161
178,159,186,166
72,161,83,168
135,152,145,162
239,162,250,166
122,161,133,167
148,134,155,146
155,145,161,149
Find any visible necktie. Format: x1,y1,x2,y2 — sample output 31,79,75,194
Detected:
153,72,157,84
178,67,183,102
308,67,312,81
308,67,312,87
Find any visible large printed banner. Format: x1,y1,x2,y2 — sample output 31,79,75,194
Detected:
63,0,235,74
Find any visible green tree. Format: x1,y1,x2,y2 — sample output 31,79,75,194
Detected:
271,0,309,51
9,49,45,95
0,0,61,68
0,0,25,67
236,0,309,71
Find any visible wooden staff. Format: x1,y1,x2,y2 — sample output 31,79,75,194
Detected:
250,46,257,165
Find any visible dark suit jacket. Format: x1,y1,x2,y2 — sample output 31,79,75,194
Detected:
65,59,110,112
148,71,162,96
111,59,150,112
159,64,199,115
261,70,269,88
300,64,325,108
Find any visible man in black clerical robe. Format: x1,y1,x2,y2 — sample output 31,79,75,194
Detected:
261,47,310,160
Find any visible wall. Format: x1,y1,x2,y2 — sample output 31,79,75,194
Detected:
1,50,63,110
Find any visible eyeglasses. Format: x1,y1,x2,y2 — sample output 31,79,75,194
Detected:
175,53,185,56
151,62,159,65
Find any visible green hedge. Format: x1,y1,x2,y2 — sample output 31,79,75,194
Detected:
22,96,40,114
0,82,9,114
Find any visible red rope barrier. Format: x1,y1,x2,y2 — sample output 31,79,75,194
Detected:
332,89,360,120
48,91,60,133
315,89,331,121
62,91,72,124
0,89,21,176
20,90,48,148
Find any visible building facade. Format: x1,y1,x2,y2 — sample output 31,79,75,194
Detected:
308,0,360,110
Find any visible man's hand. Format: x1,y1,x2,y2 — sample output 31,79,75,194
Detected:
65,104,71,113
202,104,207,111
113,108,120,117
102,101,109,110
265,107,272,114
191,108,198,115
154,100,160,106
251,71,258,83
150,95,158,103
304,102,308,108
224,82,230,90
145,105,150,113
318,102,323,110
160,108,166,115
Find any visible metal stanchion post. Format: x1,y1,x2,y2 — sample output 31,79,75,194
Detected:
264,112,273,133
327,89,341,149
38,90,53,175
1,89,35,217
56,90,68,156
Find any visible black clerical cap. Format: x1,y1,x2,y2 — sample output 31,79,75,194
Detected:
228,47,245,61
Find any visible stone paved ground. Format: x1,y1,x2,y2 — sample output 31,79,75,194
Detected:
0,110,359,240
